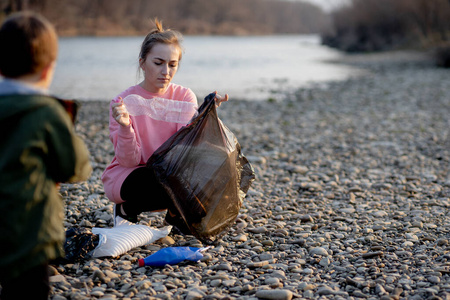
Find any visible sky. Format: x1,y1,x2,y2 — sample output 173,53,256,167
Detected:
301,0,350,12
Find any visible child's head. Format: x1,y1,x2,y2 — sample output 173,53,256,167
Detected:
0,11,58,79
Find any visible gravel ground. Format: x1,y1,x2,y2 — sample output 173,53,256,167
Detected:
51,51,450,300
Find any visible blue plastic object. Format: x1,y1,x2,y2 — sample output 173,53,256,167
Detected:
138,246,206,267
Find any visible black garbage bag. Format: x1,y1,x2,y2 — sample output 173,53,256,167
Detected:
147,92,255,244
61,227,99,263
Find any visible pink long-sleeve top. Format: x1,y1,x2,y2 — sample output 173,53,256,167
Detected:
101,83,198,203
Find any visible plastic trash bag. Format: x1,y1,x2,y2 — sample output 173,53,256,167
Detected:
60,227,99,263
138,247,209,267
147,92,255,244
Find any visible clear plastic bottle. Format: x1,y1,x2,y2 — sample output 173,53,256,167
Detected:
123,94,198,124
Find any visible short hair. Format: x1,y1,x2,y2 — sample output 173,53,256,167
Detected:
0,11,58,78
139,19,184,63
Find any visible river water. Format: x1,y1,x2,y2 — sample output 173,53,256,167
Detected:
51,35,363,101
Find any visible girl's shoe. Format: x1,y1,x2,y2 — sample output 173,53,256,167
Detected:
114,203,138,226
164,210,191,235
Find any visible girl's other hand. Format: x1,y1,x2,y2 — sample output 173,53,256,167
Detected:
112,97,131,126
214,91,229,107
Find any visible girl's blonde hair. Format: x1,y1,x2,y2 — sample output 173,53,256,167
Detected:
139,19,183,62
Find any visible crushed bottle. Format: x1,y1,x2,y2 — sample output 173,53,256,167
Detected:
123,94,198,124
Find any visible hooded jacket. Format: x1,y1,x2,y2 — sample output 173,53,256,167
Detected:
0,92,91,280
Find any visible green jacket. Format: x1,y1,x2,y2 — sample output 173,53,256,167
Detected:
0,94,92,280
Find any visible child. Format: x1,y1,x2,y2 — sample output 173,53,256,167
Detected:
0,11,92,299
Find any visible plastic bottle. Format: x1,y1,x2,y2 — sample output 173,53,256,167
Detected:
138,246,208,267
123,94,198,124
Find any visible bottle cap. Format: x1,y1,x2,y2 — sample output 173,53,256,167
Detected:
138,258,145,267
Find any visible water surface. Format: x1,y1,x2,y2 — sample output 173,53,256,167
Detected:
51,35,363,101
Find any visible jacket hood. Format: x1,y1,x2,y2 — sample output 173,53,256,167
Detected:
0,94,55,121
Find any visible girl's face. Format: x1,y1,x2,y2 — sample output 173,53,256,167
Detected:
139,43,180,94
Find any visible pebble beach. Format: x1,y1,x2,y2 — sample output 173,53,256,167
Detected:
51,51,450,300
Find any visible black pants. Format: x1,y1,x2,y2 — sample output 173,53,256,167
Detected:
0,263,49,300
120,167,173,216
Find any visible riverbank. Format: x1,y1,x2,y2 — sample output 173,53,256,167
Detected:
51,51,450,299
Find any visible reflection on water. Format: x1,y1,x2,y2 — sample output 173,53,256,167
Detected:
51,35,363,101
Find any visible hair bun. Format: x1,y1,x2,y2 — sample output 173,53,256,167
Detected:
154,18,164,32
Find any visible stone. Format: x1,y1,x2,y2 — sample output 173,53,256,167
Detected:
309,247,329,256
255,289,293,300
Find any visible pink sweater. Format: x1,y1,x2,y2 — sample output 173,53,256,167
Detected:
101,83,198,203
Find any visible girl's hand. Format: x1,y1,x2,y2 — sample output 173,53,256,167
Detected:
214,91,229,107
112,97,131,127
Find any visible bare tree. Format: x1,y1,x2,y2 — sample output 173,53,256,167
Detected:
1,0,329,36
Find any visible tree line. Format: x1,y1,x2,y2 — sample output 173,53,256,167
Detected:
0,0,329,36
321,0,450,52
321,0,450,67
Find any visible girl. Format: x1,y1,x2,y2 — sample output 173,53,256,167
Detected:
101,20,228,225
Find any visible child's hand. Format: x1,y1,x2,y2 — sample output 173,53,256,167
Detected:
214,91,229,107
112,97,130,126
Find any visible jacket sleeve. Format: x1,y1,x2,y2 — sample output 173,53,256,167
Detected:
108,99,142,167
45,102,92,183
